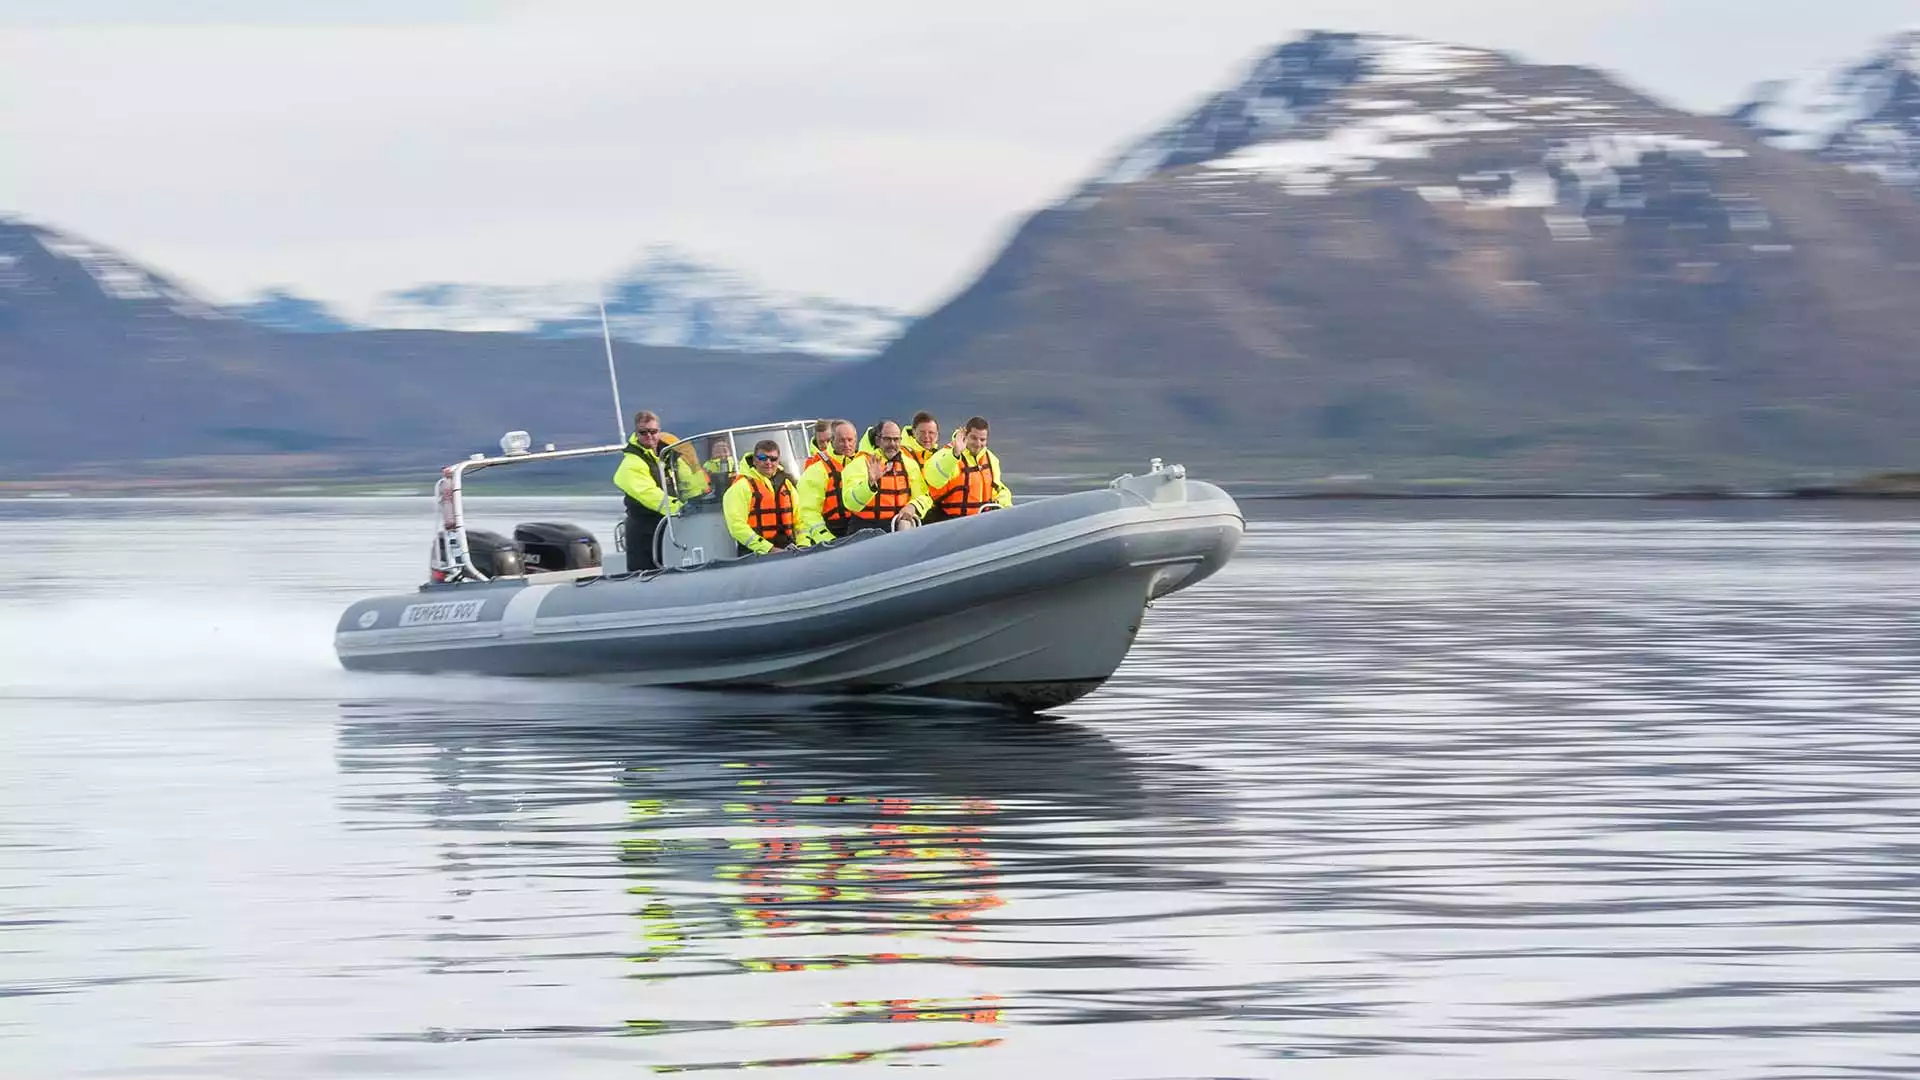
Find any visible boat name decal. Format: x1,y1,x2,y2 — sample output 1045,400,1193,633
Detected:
399,599,487,627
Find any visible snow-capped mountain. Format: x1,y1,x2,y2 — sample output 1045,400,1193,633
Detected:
0,216,227,321
7,219,898,358
234,246,910,358
1092,34,1518,185
1731,29,1920,187
0,216,838,475
1082,31,1766,243
804,29,1920,483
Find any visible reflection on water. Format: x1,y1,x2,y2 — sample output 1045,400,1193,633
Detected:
330,703,1177,1072
3,501,1920,1077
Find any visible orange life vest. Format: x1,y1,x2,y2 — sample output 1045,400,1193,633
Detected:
933,450,998,517
738,474,795,548
820,457,856,538
851,456,914,526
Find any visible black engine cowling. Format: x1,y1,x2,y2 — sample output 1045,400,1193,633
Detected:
514,521,601,572
465,527,525,578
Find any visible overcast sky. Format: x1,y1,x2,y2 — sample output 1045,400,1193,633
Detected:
3,1,1913,317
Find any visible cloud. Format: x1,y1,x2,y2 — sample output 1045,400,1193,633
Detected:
0,0,507,27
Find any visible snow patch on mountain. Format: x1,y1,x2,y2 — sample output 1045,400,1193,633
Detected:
360,246,906,358
1417,134,1767,244
1545,133,1747,203
372,281,584,334
1366,38,1496,85
1073,21,1801,273
1199,109,1522,193
18,224,223,318
1732,29,1920,187
0,228,33,289
228,287,357,333
1091,31,1505,185
1085,28,1709,208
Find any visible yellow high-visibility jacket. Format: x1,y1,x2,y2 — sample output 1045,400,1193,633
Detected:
901,432,938,467
861,425,939,468
723,462,809,555
796,448,855,545
922,444,1012,513
698,455,735,495
844,450,933,522
613,433,696,516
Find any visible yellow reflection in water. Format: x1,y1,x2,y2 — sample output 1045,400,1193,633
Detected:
620,760,1008,1070
650,1036,1003,1073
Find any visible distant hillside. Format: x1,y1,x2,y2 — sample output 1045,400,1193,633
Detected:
225,288,357,333
228,245,910,359
0,219,833,485
789,31,1920,486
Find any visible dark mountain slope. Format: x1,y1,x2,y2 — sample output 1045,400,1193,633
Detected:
0,219,831,481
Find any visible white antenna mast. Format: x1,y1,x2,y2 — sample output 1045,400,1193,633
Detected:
599,294,625,441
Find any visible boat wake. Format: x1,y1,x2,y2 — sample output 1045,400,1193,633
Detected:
0,596,669,707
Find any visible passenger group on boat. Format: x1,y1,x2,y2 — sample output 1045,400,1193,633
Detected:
615,408,1011,572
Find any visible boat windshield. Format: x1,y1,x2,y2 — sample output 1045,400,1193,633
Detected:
654,420,820,567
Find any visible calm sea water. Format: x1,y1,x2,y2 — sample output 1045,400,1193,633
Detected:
4,497,1919,1079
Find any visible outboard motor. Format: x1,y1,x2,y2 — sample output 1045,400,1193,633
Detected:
465,527,526,578
514,521,601,572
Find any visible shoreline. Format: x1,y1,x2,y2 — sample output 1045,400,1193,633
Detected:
1234,489,1920,501
3,487,1915,503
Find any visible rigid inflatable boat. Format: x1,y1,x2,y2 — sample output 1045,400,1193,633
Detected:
333,420,1243,709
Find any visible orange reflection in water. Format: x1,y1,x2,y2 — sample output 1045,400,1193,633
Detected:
621,762,1010,1070
650,1036,1004,1074
718,786,1005,940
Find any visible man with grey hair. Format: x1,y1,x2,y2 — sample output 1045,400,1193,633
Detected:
796,419,860,545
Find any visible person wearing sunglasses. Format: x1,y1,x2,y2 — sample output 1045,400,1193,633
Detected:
612,409,687,571
723,439,806,556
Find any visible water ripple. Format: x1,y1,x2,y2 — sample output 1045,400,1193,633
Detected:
3,501,1918,1077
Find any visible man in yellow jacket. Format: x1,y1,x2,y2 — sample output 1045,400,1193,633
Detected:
796,419,859,545
613,409,696,571
723,439,808,555
694,436,736,500
903,411,942,468
845,419,932,531
803,419,833,469
922,415,1012,522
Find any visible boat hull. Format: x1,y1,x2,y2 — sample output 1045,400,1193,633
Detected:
334,471,1242,709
